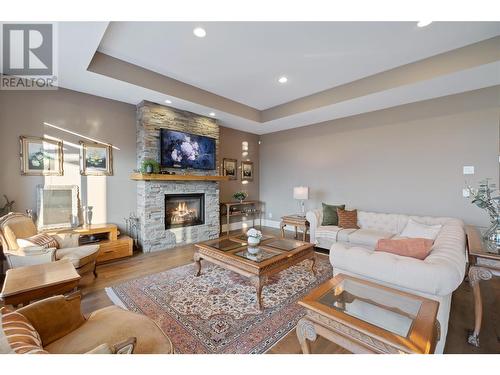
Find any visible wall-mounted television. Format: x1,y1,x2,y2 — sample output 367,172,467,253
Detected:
160,129,216,170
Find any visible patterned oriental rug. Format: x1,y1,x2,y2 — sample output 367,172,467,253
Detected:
106,254,333,354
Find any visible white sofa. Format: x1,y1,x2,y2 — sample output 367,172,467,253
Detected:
306,209,467,353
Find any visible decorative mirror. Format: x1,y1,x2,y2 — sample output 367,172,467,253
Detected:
36,185,80,230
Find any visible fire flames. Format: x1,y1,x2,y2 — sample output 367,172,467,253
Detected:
170,201,197,224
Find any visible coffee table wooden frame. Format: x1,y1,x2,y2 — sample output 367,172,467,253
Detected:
0,259,81,307
296,274,440,354
194,236,316,310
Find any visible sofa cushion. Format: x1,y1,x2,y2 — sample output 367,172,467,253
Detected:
399,219,442,240
55,245,99,268
45,306,173,354
337,208,359,229
337,228,358,242
321,203,345,226
0,307,48,354
315,225,342,241
375,238,434,260
2,218,38,250
348,229,395,248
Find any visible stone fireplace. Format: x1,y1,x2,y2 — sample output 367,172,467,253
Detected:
135,101,221,252
164,193,205,229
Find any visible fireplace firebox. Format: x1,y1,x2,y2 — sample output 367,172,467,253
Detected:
165,193,205,229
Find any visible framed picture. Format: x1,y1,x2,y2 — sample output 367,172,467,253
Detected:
36,185,79,230
20,136,63,176
223,158,238,180
80,142,113,176
241,161,254,181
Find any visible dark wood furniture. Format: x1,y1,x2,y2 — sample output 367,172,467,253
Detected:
296,274,440,354
0,259,81,307
219,201,263,236
465,225,500,347
194,235,316,309
280,215,310,241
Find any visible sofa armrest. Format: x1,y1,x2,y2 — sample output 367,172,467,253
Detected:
17,293,86,346
4,248,56,268
330,243,464,296
306,209,322,244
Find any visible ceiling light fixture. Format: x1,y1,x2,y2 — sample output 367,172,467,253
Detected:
165,99,172,104
278,76,288,84
417,21,432,28
209,112,216,117
193,27,206,38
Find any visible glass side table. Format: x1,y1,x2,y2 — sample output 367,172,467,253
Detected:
465,225,500,347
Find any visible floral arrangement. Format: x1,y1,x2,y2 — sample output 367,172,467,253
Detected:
233,191,248,202
246,228,263,239
171,135,200,163
140,159,160,174
467,179,500,244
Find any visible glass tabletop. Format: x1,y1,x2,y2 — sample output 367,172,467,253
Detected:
209,238,246,252
318,278,422,337
233,246,280,263
265,239,304,251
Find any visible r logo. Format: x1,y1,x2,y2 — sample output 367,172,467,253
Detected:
2,24,53,76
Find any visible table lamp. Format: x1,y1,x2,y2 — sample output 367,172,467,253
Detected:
293,186,309,217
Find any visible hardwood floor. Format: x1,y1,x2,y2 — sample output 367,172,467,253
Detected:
34,227,500,353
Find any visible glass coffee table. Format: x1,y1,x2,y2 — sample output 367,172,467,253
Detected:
297,274,440,354
194,235,316,309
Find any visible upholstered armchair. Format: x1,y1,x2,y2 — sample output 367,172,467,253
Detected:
13,293,174,353
0,212,99,278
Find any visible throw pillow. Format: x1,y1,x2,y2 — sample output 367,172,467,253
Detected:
0,307,48,354
337,208,359,229
399,219,442,240
321,203,345,226
375,238,434,260
17,233,60,250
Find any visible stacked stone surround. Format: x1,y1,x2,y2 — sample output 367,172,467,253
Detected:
136,101,221,252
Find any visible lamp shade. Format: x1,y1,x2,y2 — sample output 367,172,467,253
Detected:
293,186,309,200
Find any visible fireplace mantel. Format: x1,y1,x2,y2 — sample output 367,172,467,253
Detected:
130,173,229,182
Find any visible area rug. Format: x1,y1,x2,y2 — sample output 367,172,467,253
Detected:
106,254,332,353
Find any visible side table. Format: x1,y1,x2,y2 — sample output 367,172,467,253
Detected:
465,225,500,347
280,215,309,242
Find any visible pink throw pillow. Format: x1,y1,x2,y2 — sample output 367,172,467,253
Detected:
375,238,434,260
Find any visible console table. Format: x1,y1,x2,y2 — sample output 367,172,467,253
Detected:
465,225,500,347
220,201,263,236
46,224,133,264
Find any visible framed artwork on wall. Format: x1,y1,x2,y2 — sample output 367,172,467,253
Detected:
241,161,254,181
223,158,238,180
36,184,79,230
80,141,113,176
20,136,64,176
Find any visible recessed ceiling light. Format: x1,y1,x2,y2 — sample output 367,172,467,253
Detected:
278,76,288,84
193,27,206,38
165,99,172,104
417,21,432,28
209,112,216,117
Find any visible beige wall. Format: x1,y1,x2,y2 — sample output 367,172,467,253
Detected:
0,88,260,231
219,126,260,202
0,88,137,229
259,87,500,227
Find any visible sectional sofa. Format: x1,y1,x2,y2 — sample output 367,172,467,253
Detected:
306,209,467,353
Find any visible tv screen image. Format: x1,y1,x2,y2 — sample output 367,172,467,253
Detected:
160,129,216,170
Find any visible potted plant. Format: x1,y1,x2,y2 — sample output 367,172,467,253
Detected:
246,228,263,251
233,191,248,203
140,159,160,174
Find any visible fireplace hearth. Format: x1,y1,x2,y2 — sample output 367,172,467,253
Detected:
165,193,205,229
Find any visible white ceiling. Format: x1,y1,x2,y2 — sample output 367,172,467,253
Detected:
98,21,500,109
6,21,498,135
